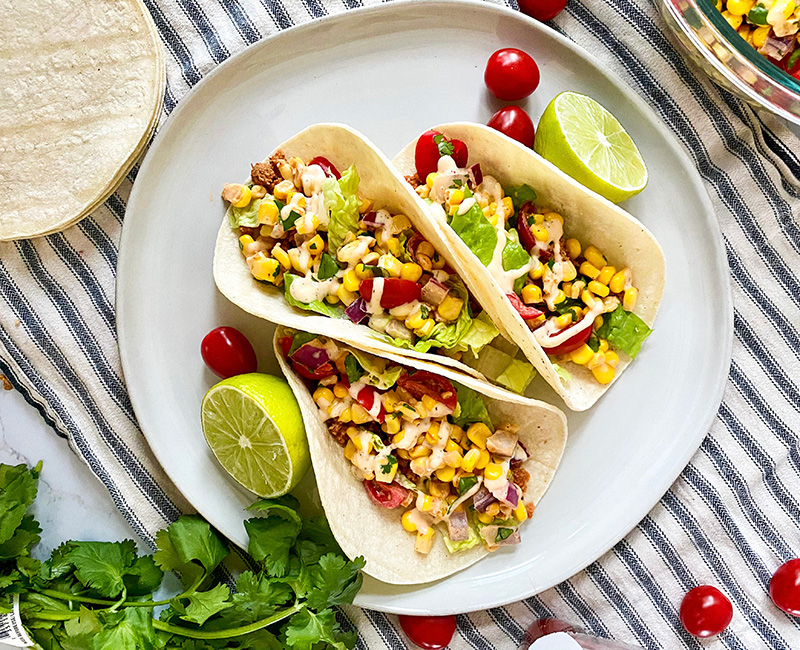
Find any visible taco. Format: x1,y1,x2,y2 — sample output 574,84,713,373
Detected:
393,123,665,411
275,327,567,585
214,124,535,394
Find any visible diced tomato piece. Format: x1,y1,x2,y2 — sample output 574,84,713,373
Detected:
308,156,341,179
451,139,468,168
515,202,537,253
397,371,457,412
355,385,385,423
506,292,544,321
364,479,408,508
542,323,593,356
359,278,422,309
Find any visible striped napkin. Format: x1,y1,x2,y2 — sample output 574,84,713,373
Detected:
1,0,799,647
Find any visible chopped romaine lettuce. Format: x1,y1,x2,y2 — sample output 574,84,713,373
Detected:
464,343,535,394
448,199,497,266
453,311,500,357
596,305,652,359
283,273,343,318
505,184,537,211
344,354,364,383
552,363,572,385
495,358,537,394
229,195,262,228
323,165,360,251
349,348,404,390
501,229,531,295
452,383,493,430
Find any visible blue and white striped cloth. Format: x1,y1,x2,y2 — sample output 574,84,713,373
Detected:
1,0,799,647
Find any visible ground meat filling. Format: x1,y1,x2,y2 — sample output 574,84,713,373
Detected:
511,466,530,494
405,174,423,189
250,151,285,191
327,420,349,447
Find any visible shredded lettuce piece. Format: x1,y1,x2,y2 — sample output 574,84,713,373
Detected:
283,273,343,318
453,311,500,357
505,184,537,211
452,383,493,430
228,195,263,229
448,199,497,266
596,305,652,359
501,229,531,295
464,343,535,394
496,358,537,394
323,165,361,251
552,363,572,385
349,349,404,390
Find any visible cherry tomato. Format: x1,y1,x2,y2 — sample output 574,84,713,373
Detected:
355,386,386,424
397,371,458,411
359,278,422,309
399,614,457,650
516,202,538,252
487,106,535,148
680,585,733,638
308,156,341,179
542,323,593,356
484,48,540,101
363,479,408,508
201,327,257,378
506,292,544,321
770,559,800,616
518,0,568,22
415,130,445,180
451,139,469,168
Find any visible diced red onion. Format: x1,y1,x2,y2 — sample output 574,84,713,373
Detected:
407,232,424,263
420,277,449,306
472,485,496,512
468,163,483,187
761,34,796,61
360,211,379,228
496,484,520,508
290,344,330,369
345,297,369,324
447,510,470,542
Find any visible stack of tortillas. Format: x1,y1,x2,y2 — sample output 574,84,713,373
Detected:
0,0,164,241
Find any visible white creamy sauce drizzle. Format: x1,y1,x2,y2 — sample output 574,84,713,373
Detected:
480,176,504,205
367,277,385,315
289,272,336,304
485,206,532,294
347,380,384,421
389,299,420,319
457,197,476,215
407,509,433,535
534,300,605,349
538,218,565,310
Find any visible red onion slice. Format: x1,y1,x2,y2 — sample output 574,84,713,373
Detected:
290,343,330,369
345,297,369,324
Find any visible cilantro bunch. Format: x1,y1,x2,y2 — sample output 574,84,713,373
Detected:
0,463,365,649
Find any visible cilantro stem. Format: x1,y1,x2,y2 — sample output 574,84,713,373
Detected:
151,602,303,639
27,611,81,621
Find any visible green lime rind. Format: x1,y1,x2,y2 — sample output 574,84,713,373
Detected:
533,91,648,203
201,373,310,498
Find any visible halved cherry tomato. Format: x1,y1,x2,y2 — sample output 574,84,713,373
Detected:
278,336,293,359
506,292,544,321
680,585,733,637
770,559,800,616
308,156,341,179
518,0,568,22
201,326,257,378
414,131,468,179
359,278,422,309
542,322,593,356
363,479,408,508
355,385,386,423
516,202,537,253
397,371,458,411
399,614,457,649
451,139,469,168
484,48,540,101
487,105,535,148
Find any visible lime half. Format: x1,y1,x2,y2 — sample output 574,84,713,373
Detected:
534,91,648,203
201,373,309,497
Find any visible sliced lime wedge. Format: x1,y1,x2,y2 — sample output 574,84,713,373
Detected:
534,91,648,203
201,373,309,497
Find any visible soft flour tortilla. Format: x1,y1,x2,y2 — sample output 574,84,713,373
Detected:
0,0,164,240
393,123,666,412
215,123,523,385
275,326,567,585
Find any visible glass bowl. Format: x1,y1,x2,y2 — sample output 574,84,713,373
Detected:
659,0,800,124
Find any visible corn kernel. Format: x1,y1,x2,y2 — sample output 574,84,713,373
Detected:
378,254,403,278
382,413,401,435
522,284,543,304
570,344,594,365
444,450,463,468
580,261,600,279
410,445,431,459
514,502,528,522
358,197,373,214
382,392,398,413
410,457,429,475
466,423,492,449
313,387,334,407
325,294,340,304
295,214,319,236
416,318,436,338
430,480,450,497
437,294,464,322
239,235,255,251
405,310,426,331
337,285,357,306
435,466,456,482
721,10,742,29
400,263,423,282
392,431,407,446
483,463,505,481
426,173,439,188
351,404,372,425
343,269,360,292
553,289,567,305
343,440,356,461
450,188,465,205
609,269,629,294
599,339,609,352
753,25,771,48
565,238,581,259
354,263,373,280
555,313,573,329
477,511,495,524
581,290,597,308
397,449,410,460
270,245,290,270
273,180,294,201
421,395,438,412
623,287,638,311
419,494,434,512
425,421,440,445
384,237,401,258
445,438,461,453
605,350,620,368
583,245,606,269
350,432,372,453
333,383,348,399
594,315,605,329
528,259,543,280
250,253,281,284
561,261,578,282
588,280,610,297
475,449,491,470
462,448,481,473
338,408,352,423
531,225,549,241
230,185,252,208
485,502,501,517
401,510,417,532
592,363,615,384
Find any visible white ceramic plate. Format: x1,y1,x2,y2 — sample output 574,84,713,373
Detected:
117,0,731,615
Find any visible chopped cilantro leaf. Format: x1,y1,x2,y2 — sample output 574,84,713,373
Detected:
433,134,454,157
317,253,340,280
344,354,364,383
495,527,515,542
380,455,397,475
